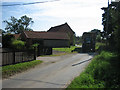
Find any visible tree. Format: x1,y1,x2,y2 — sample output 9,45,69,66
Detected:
75,36,82,45
102,1,120,53
91,29,101,35
3,15,34,34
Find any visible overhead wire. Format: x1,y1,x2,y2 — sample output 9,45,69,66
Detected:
1,0,60,7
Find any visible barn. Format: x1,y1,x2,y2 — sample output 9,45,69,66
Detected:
48,23,75,45
21,31,70,55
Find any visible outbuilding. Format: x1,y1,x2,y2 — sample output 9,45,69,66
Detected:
21,31,70,55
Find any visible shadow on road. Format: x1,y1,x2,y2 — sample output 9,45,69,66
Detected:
72,58,92,66
10,78,66,86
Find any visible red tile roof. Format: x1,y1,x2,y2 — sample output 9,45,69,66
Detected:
23,31,70,40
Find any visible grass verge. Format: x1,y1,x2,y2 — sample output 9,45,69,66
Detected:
2,60,43,79
67,51,120,88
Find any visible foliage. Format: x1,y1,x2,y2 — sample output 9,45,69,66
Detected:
31,43,39,48
75,36,82,45
11,39,25,50
95,42,106,51
96,34,102,42
2,60,43,79
102,2,120,54
91,29,101,35
2,33,14,48
3,15,34,34
67,51,120,88
90,29,102,42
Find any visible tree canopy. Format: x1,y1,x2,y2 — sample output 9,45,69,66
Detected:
102,1,120,53
3,15,34,34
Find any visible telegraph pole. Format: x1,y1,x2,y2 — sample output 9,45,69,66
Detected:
106,0,110,45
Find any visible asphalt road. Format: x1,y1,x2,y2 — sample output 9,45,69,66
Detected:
2,53,94,88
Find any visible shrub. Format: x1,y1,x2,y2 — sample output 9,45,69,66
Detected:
11,39,25,50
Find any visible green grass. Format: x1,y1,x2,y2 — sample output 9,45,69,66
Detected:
53,46,77,53
95,42,106,51
67,51,120,88
2,60,43,79
41,53,71,57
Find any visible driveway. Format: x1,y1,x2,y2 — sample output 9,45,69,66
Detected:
2,53,94,88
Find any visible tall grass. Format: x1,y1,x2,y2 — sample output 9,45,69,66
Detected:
67,51,120,88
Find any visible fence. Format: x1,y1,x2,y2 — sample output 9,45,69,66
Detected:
2,49,36,66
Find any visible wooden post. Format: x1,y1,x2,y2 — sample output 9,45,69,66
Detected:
34,47,36,60
13,51,15,64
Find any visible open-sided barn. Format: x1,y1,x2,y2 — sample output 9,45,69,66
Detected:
20,31,70,55
21,31,70,48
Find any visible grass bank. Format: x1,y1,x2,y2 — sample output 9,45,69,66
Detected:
2,60,43,79
67,51,120,88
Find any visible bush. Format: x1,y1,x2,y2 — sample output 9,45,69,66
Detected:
2,33,14,48
11,39,25,50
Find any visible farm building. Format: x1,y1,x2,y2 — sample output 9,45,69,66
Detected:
20,31,70,55
48,23,75,45
7,23,75,55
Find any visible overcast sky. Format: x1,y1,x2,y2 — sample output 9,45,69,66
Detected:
1,0,109,36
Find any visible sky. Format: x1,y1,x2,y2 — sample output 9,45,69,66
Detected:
1,0,109,36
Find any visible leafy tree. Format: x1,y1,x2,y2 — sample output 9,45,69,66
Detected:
90,29,102,42
3,15,34,34
102,1,120,53
75,36,82,45
91,29,101,35
96,34,102,42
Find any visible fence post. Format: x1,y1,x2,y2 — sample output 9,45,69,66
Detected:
34,47,36,60
13,51,15,64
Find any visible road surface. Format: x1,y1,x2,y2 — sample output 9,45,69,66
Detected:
2,53,94,88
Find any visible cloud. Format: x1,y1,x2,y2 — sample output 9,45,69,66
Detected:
2,0,108,36
1,0,49,2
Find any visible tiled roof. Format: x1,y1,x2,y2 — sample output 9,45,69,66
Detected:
48,23,75,34
23,31,70,40
12,34,21,39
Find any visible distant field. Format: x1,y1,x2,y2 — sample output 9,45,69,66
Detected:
53,46,77,53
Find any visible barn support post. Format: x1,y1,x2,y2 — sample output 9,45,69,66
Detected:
34,47,36,60
48,47,52,55
13,51,15,64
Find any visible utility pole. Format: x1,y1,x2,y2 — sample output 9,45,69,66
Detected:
106,0,110,46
